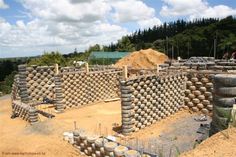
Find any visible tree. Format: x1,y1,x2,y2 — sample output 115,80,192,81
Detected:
28,51,67,66
104,17,223,57
0,60,14,81
219,33,236,53
74,48,78,54
0,71,17,94
152,39,165,53
117,36,135,52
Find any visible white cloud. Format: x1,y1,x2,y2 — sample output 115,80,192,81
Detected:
21,0,111,22
111,0,156,23
0,17,128,57
160,0,208,16
111,0,161,29
160,0,236,19
190,5,236,19
0,0,163,57
0,0,8,9
0,0,124,57
138,17,162,29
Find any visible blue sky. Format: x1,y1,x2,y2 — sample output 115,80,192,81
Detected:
0,0,236,58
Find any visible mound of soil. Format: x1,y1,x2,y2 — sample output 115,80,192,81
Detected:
180,127,236,157
114,48,168,69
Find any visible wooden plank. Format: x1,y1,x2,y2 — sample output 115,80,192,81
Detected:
104,98,120,102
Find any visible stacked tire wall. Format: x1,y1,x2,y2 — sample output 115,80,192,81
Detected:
11,74,20,100
120,73,186,135
16,64,121,109
13,64,122,124
60,66,119,73
72,130,148,157
213,61,236,70
184,72,214,115
25,66,55,102
12,101,38,123
54,74,64,112
62,70,121,108
18,65,30,103
210,74,236,135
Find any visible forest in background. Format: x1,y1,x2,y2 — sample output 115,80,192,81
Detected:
0,16,236,94
103,16,236,58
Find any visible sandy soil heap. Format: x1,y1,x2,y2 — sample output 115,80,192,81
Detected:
180,127,236,157
115,48,168,69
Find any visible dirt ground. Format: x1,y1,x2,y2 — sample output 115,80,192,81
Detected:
1,95,236,157
118,111,211,157
180,127,236,157
0,95,121,157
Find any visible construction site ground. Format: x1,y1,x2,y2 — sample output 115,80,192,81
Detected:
121,111,211,157
0,95,235,157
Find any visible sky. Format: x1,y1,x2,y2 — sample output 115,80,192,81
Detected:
0,0,236,58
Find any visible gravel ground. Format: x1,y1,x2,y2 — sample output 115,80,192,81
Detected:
120,111,211,157
156,114,211,157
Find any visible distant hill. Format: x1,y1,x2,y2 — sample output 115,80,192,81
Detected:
104,16,236,59
0,56,39,61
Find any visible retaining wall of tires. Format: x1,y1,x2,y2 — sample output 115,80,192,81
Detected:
62,70,121,108
18,65,31,103
210,74,236,135
159,61,236,72
11,74,21,100
12,101,39,123
71,130,151,157
120,73,186,135
60,65,118,73
213,61,236,70
25,66,56,102
13,64,122,122
16,64,121,107
184,72,214,115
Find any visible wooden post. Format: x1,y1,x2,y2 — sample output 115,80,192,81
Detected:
123,65,128,80
156,64,159,74
214,38,217,59
55,64,59,75
85,63,89,73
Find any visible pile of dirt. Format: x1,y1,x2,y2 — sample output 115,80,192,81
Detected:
180,127,236,157
114,48,168,69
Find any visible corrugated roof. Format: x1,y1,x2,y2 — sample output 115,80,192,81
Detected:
89,51,130,59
